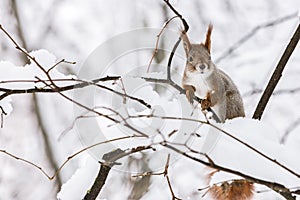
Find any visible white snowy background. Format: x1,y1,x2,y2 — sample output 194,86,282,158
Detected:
0,0,300,200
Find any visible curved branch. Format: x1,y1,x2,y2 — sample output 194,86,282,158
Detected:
163,0,189,32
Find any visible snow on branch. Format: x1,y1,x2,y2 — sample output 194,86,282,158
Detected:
1,2,300,200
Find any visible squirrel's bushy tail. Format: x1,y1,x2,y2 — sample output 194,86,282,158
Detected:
208,179,254,200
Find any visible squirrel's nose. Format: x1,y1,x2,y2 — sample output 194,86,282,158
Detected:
199,64,206,70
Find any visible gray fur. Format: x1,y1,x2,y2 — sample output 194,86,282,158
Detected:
181,31,244,122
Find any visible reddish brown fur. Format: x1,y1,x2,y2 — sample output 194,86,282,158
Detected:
204,24,213,53
181,30,191,56
209,180,254,200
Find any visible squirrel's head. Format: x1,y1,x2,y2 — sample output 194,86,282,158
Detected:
181,24,214,77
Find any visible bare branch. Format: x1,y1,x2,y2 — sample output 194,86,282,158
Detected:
6,2,64,193
33,93,62,188
163,154,182,200
83,146,154,200
243,87,300,97
147,16,179,72
162,143,296,199
0,106,7,128
0,135,139,180
207,120,300,179
163,0,189,32
280,117,300,144
253,23,300,120
142,77,221,122
131,113,300,178
215,12,298,63
130,154,181,200
10,0,30,64
163,0,189,80
0,75,151,109
0,24,56,88
47,58,76,73
83,148,124,200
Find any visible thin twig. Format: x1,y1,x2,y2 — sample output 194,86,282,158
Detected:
162,143,296,199
280,117,300,144
142,77,221,122
131,114,300,178
47,59,76,73
243,87,300,97
163,154,181,200
0,76,151,109
83,146,153,200
0,24,56,88
57,115,95,141
6,2,64,192
0,106,7,128
215,12,298,63
147,16,179,72
57,105,126,141
0,135,139,180
207,120,300,178
130,154,181,200
32,93,62,188
0,77,77,84
10,0,30,64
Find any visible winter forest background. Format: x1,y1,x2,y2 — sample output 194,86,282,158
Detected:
0,0,300,200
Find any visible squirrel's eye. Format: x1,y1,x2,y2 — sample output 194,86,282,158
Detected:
188,56,193,62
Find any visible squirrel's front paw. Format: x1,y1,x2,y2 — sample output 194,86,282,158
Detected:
186,89,194,103
184,85,195,104
201,98,212,110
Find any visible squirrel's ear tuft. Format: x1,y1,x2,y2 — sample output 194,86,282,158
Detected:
181,30,191,55
204,24,213,53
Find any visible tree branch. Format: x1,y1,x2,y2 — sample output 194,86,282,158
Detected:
33,93,62,189
163,154,181,200
162,0,188,80
162,143,296,200
147,16,179,72
215,12,298,63
163,0,189,32
0,135,139,180
10,0,30,64
0,75,151,109
8,1,63,193
83,146,153,200
132,113,300,178
253,23,300,120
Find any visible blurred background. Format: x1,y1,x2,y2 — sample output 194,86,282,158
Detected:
0,0,299,199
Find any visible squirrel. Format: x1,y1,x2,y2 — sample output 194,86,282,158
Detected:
181,24,253,200
181,24,245,122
